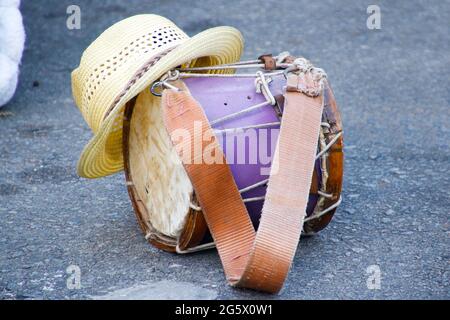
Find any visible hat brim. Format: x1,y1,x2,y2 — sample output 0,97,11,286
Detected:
77,26,243,178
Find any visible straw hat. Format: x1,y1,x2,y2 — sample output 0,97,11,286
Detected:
72,14,243,178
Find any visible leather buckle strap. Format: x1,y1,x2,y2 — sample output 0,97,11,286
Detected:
258,54,277,70
161,73,324,293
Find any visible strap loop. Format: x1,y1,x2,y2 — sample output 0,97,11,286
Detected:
258,54,277,70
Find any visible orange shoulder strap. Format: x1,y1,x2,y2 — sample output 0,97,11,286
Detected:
161,73,324,293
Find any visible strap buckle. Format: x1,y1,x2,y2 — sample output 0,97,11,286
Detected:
150,70,182,97
258,52,293,70
285,58,327,97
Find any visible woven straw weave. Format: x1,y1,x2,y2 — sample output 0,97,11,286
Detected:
72,14,243,178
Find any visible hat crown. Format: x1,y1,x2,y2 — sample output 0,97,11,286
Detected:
72,15,189,132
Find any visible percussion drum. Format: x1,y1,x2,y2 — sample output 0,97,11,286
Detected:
122,55,343,253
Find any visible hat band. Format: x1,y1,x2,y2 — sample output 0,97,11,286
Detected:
103,46,178,120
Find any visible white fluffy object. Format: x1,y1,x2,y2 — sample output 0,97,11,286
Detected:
0,0,25,107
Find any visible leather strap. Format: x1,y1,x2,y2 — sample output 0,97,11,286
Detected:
258,54,277,70
162,74,324,293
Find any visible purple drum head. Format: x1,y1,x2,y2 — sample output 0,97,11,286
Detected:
183,75,321,232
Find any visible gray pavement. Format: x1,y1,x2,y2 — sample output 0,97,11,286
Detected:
0,0,449,299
